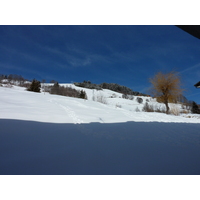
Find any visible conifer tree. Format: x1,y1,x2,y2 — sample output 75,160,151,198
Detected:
191,101,200,114
79,90,87,99
28,79,41,92
51,82,60,94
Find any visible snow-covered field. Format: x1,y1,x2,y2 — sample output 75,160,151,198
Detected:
1,84,200,175
0,84,200,124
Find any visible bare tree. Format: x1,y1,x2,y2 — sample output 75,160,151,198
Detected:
149,71,183,114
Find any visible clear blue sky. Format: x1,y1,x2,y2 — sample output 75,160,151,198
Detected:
0,25,200,103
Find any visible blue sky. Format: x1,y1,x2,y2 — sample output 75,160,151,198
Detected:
1,25,200,103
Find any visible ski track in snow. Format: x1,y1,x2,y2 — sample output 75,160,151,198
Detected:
48,98,84,124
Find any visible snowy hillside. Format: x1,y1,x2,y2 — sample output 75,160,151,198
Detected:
1,83,200,175
0,83,200,123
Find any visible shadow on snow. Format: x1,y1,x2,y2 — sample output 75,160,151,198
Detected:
1,119,200,175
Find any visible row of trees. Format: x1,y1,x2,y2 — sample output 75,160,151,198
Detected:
0,75,87,100
100,82,148,96
0,74,25,81
74,81,148,96
1,72,199,115
27,80,87,100
0,74,27,86
47,82,87,99
74,81,102,90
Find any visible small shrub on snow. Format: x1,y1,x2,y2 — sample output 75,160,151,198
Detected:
136,97,143,104
122,94,128,99
142,102,154,112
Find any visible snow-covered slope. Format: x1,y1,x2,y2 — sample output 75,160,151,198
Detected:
0,84,199,123
1,84,200,175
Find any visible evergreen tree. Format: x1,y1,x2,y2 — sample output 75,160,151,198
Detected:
191,101,200,114
79,90,87,99
51,82,60,94
28,79,41,92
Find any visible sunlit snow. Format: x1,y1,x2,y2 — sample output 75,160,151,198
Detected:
0,84,199,124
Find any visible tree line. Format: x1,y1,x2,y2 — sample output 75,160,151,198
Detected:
1,73,200,114
0,74,27,86
45,82,87,99
27,80,87,100
74,81,148,96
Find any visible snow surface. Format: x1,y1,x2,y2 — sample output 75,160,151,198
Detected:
0,84,200,124
1,119,200,175
1,84,200,175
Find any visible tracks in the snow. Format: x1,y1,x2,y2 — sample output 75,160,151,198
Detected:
48,98,84,124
